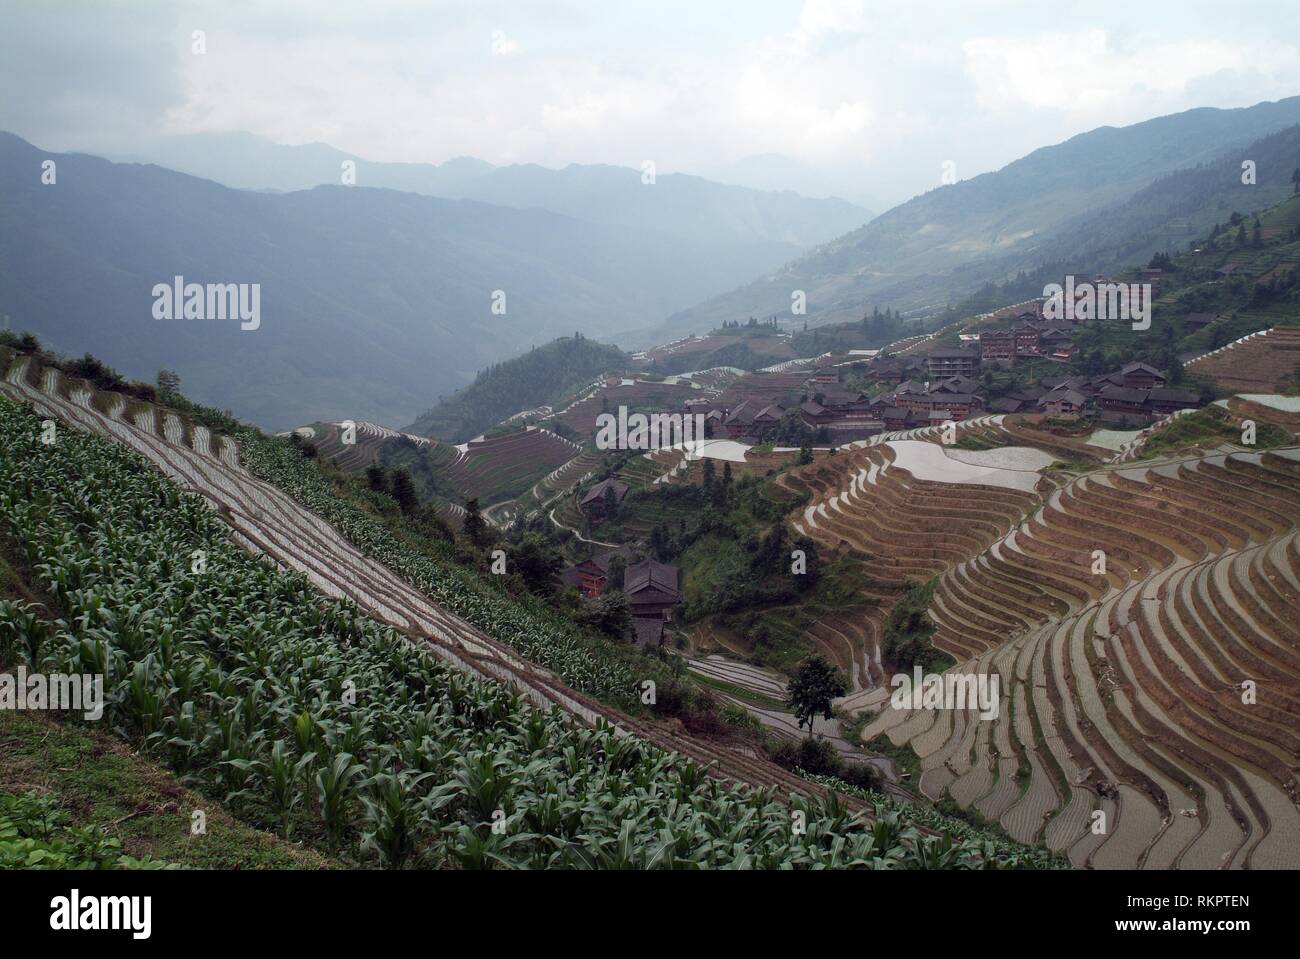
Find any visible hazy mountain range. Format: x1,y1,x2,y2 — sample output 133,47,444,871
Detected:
662,97,1300,336
113,132,874,251
0,131,868,430
4,96,1300,434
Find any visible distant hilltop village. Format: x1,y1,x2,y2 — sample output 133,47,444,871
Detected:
659,286,1205,446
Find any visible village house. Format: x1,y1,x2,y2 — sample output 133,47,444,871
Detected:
1119,361,1166,390
750,402,787,438
1038,327,1075,357
722,399,759,439
798,400,833,428
879,407,911,430
1039,388,1087,419
1015,323,1042,355
1097,385,1151,416
930,375,981,396
927,347,980,379
625,559,682,650
896,390,983,421
865,355,927,386
580,477,629,521
979,328,1017,365
559,546,638,598
1147,387,1201,415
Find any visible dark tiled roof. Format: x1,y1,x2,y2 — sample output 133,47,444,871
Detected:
1099,385,1150,404
625,559,680,599
1040,389,1086,407
581,478,629,506
930,375,979,394
723,400,757,425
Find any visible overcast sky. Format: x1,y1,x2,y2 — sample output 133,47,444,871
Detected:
4,0,1299,206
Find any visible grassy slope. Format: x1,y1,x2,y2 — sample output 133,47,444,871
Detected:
0,553,334,870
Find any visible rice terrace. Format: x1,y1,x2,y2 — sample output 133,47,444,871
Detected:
0,0,1296,942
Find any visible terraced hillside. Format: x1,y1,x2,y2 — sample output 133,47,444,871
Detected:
0,349,868,800
291,420,434,473
557,379,702,436
297,417,582,510
773,416,1057,694
1187,326,1300,394
0,346,1072,869
439,428,582,503
773,403,1300,869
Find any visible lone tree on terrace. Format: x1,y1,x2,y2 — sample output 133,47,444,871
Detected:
787,655,847,738
390,468,418,515
463,497,487,545
156,368,181,393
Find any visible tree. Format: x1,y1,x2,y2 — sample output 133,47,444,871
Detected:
513,534,562,595
365,465,388,494
787,656,847,737
798,445,813,465
463,498,488,546
701,458,716,491
648,524,672,562
156,368,182,393
606,555,627,591
390,468,418,514
577,589,632,640
1292,166,1300,194
722,461,733,486
602,484,619,521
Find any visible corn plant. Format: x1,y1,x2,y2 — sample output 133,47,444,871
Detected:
0,398,1057,871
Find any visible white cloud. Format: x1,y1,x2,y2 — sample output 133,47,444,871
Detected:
490,30,518,56
963,30,1256,117
796,0,868,40
6,0,1300,208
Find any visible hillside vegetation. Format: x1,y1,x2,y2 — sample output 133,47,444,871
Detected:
407,335,628,442
0,132,783,431
0,392,1055,869
664,99,1300,334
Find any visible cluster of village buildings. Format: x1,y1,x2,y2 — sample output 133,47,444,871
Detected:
668,299,1203,441
561,290,1209,648
560,546,682,649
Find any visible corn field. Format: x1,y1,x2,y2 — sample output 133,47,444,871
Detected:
237,427,639,705
0,399,1051,868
